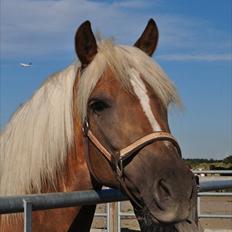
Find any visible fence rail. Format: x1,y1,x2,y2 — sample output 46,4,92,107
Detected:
0,171,231,232
193,170,232,175
1,179,231,214
0,189,127,214
197,191,232,219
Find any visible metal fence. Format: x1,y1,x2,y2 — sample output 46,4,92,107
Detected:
197,192,232,219
116,173,232,232
193,170,232,220
0,171,231,232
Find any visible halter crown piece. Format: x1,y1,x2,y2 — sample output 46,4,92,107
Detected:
82,117,182,208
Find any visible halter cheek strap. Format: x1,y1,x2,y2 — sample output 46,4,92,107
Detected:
82,118,182,208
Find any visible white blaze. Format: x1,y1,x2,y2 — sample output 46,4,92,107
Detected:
130,69,161,131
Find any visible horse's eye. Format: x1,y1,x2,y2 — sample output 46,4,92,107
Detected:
90,101,109,113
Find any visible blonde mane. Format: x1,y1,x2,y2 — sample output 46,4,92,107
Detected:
0,40,180,196
0,63,79,196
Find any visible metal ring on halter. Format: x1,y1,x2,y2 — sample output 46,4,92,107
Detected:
116,158,124,178
82,117,89,136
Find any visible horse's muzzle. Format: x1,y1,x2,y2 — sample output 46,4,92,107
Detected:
143,165,196,224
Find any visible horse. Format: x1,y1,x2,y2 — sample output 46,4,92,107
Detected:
0,19,202,232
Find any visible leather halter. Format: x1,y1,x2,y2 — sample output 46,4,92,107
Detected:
82,118,182,207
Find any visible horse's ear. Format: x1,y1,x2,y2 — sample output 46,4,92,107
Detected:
134,19,159,56
75,21,97,67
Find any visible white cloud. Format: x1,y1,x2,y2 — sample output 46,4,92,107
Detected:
0,0,142,58
0,0,231,61
157,53,232,62
112,0,150,9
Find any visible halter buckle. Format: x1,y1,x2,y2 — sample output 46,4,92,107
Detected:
116,158,124,178
82,117,89,136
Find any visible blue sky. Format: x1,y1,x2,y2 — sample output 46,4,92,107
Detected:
0,0,231,159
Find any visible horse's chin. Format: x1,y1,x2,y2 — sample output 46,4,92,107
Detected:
134,207,201,232
137,215,199,232
132,199,190,225
135,208,176,231
136,216,201,232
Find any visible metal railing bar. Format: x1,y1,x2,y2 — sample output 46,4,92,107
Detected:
119,212,135,217
1,179,230,214
198,192,232,196
0,180,231,213
23,199,32,232
0,189,128,214
199,214,232,218
94,213,107,217
118,202,121,232
199,180,232,191
197,197,200,218
193,170,232,174
106,203,110,232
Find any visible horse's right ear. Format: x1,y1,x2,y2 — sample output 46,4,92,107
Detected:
75,21,97,68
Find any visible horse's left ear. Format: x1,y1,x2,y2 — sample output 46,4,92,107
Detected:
75,20,97,68
134,19,159,56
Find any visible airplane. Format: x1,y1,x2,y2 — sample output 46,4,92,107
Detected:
20,62,32,67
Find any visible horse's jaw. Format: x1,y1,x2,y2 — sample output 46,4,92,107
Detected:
174,220,203,232
136,217,202,232
134,204,203,232
146,222,200,232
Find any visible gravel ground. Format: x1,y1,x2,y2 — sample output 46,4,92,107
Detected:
91,196,232,231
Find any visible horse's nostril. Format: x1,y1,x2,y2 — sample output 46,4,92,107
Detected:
159,179,172,198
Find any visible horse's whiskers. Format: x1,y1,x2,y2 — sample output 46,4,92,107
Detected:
134,207,178,232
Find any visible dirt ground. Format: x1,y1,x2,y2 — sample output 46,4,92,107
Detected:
91,196,232,231
199,196,232,230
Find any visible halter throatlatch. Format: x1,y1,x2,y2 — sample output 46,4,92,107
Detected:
82,117,182,208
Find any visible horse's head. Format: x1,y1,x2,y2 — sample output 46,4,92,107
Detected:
74,20,197,226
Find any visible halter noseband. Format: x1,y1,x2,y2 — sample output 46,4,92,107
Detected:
82,117,182,207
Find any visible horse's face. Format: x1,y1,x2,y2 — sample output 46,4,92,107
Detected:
86,69,195,224
75,20,196,225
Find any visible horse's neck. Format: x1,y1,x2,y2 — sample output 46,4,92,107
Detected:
59,125,93,192
0,127,96,232
39,71,97,231
52,84,99,231
62,74,94,193
35,68,99,231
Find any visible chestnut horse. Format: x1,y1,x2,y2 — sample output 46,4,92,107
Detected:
0,19,201,231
